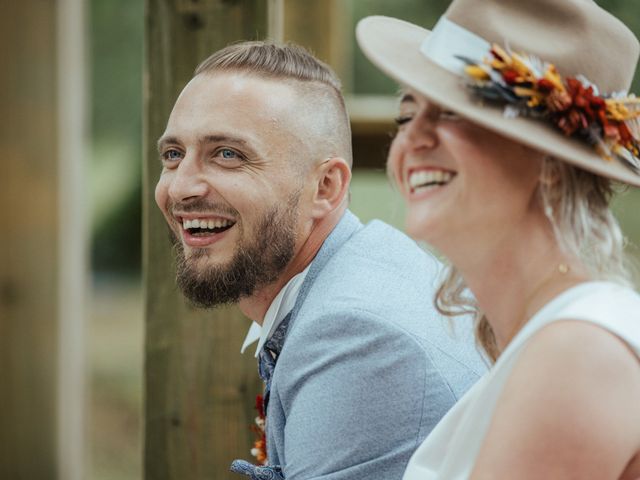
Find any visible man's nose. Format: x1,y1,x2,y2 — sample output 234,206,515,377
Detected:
167,155,209,202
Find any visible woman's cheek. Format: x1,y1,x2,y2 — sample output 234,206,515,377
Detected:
387,136,404,187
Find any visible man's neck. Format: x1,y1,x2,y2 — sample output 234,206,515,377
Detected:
238,209,344,323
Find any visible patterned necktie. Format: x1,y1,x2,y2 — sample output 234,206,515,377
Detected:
258,312,292,411
230,312,292,479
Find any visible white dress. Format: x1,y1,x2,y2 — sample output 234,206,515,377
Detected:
403,281,640,480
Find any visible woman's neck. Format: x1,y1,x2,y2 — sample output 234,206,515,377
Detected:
446,217,590,352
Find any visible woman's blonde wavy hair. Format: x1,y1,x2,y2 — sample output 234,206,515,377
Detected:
435,157,634,362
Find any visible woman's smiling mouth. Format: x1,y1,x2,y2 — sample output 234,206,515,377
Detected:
408,168,457,194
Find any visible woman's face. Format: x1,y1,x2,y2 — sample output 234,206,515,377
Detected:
387,90,543,255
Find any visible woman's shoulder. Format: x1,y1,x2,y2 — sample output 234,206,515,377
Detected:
473,316,640,478
540,280,640,314
515,317,640,442
524,281,640,353
517,280,640,400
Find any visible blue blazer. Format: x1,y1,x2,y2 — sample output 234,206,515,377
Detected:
266,210,486,479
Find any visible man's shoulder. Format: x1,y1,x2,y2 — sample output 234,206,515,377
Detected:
288,218,486,377
315,218,441,301
295,218,443,337
334,218,441,280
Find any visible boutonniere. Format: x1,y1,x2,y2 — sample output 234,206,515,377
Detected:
250,395,267,465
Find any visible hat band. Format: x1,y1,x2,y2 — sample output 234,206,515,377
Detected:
419,17,490,75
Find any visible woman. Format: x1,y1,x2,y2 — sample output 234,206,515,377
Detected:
357,0,640,478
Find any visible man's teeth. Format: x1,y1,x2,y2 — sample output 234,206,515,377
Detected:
182,218,234,230
409,170,455,190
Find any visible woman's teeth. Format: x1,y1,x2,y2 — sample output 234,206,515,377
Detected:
409,170,455,192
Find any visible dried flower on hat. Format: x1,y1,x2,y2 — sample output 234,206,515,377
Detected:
458,45,640,174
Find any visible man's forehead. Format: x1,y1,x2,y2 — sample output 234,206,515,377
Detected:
161,72,310,154
177,72,300,114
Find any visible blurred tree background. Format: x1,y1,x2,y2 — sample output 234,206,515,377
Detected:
88,1,143,479
90,0,143,276
89,1,640,479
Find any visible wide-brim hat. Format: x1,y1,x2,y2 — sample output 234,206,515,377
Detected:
356,0,640,186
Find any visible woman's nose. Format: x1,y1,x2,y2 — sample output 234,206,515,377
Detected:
167,155,209,202
405,108,439,151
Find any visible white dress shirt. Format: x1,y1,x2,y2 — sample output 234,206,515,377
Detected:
240,265,311,357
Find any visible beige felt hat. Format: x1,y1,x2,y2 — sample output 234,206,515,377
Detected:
356,0,640,186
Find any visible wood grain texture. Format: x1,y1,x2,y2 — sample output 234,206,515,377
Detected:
143,1,267,478
0,1,60,478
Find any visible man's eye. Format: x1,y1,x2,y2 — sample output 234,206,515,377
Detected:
162,149,183,162
220,148,238,159
214,148,245,163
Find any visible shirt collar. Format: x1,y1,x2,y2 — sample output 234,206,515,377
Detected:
240,264,311,357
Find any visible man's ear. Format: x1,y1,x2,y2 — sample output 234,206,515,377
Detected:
310,157,351,219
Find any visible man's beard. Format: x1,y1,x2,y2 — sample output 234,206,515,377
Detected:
170,193,300,308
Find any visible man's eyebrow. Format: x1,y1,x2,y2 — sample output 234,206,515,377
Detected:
203,134,259,161
157,134,250,151
157,135,179,152
202,134,249,147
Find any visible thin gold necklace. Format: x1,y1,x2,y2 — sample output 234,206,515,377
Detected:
502,263,574,347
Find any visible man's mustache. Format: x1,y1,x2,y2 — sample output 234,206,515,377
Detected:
167,198,240,218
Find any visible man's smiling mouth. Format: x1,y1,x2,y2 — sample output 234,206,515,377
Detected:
181,217,236,236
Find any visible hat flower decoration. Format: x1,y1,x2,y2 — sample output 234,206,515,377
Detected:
459,43,640,172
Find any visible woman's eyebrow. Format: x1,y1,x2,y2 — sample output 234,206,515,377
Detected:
400,93,416,104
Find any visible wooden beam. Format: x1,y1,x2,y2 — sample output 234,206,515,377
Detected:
144,1,268,478
0,2,60,478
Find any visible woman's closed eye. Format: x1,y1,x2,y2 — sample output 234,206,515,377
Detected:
440,110,460,121
394,115,414,127
395,110,459,129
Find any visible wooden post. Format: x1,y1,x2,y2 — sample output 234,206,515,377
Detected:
143,1,268,478
0,1,87,478
0,0,87,478
56,0,88,479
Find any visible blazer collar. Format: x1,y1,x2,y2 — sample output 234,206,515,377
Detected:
287,209,363,327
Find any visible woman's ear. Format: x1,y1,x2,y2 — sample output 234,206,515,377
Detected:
538,155,561,187
310,157,351,219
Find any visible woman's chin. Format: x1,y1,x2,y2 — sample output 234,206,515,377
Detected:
404,211,443,246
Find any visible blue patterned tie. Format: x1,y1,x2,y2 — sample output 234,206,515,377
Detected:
259,312,292,411
230,313,292,479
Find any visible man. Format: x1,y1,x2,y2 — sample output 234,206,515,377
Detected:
155,41,486,480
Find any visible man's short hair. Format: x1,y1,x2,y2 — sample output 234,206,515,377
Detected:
195,41,353,165
195,41,342,92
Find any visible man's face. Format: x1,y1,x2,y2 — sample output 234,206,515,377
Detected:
155,72,313,307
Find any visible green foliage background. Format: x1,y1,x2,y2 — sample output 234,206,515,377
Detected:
90,0,143,275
